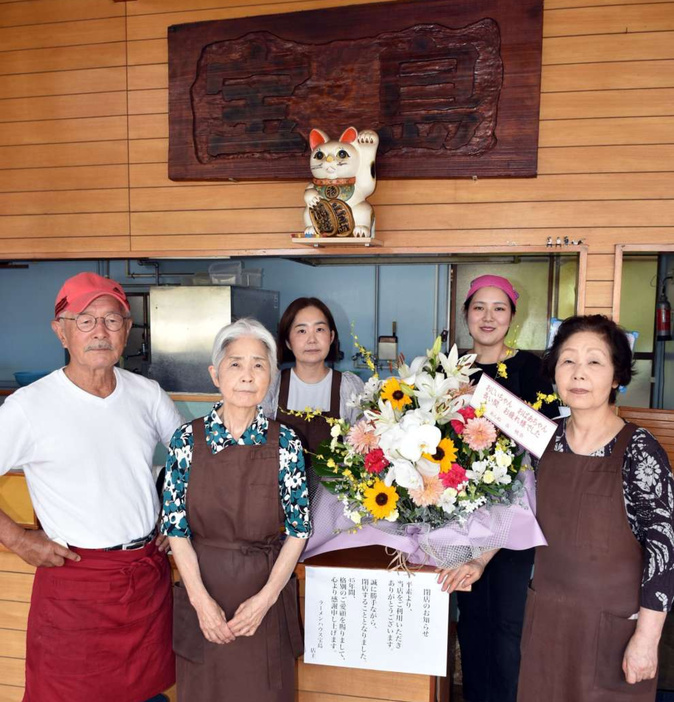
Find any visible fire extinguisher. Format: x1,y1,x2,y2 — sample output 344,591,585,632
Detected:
656,281,672,342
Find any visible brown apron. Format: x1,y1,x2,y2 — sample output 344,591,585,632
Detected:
173,418,303,702
278,367,341,497
518,422,657,702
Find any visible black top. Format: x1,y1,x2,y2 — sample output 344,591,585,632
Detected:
472,349,559,419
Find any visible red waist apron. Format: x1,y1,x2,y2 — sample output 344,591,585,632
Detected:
172,419,303,702
278,367,341,499
518,422,657,702
24,539,174,702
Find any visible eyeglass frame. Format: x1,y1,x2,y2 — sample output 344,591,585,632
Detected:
58,312,131,332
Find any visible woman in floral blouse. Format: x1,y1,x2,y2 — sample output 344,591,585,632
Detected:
161,318,310,702
518,315,674,702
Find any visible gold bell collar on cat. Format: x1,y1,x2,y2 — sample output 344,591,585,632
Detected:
313,177,356,203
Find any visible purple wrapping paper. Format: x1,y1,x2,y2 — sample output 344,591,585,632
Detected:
301,468,547,567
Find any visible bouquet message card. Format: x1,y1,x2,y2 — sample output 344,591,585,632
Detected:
304,566,449,675
470,374,557,458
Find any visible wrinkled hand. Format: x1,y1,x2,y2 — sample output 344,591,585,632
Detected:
13,529,80,568
228,592,273,638
155,533,170,553
623,631,659,684
436,558,486,593
194,595,235,645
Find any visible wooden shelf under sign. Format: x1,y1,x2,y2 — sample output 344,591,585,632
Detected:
291,236,382,248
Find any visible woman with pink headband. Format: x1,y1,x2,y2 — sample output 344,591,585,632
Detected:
454,274,558,702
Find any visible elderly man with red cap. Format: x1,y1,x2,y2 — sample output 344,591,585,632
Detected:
0,272,183,702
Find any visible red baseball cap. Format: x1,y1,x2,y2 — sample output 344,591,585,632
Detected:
54,272,130,317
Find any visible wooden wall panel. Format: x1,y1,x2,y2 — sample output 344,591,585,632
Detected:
0,2,672,305
0,659,23,690
542,60,674,92
0,117,127,146
0,43,126,75
0,0,123,28
0,165,128,193
0,190,128,216
543,4,674,36
543,31,674,64
0,18,125,53
540,88,674,120
0,92,127,122
0,68,127,99
0,214,128,240
0,141,128,169
0,0,130,258
0,684,23,702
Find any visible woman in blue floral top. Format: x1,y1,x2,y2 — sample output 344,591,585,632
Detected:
161,318,310,702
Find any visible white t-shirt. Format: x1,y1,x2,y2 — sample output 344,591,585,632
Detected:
286,368,333,413
263,369,364,425
0,368,183,548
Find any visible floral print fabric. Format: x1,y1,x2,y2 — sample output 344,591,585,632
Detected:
554,420,674,611
161,403,310,540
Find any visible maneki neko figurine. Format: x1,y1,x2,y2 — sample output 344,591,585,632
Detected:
303,126,379,238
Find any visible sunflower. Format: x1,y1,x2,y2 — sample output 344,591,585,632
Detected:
422,437,458,473
363,480,399,520
380,378,413,411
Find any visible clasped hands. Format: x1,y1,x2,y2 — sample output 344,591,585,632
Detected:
195,591,273,645
436,555,489,593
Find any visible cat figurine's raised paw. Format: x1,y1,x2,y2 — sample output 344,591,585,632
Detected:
303,126,378,238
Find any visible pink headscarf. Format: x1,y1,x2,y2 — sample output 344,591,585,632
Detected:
465,274,519,307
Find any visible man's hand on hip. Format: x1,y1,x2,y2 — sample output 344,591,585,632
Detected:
13,529,81,567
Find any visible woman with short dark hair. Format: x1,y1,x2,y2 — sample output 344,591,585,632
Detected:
517,314,674,702
263,297,363,496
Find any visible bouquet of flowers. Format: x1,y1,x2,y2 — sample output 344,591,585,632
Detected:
304,337,546,569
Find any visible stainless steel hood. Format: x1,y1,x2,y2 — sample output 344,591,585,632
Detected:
148,285,279,393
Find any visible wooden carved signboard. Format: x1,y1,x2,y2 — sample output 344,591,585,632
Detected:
168,0,543,180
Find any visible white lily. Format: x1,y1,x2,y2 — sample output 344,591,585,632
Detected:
414,371,457,413
416,456,441,478
437,345,479,387
492,463,512,485
466,459,489,481
349,375,382,407
365,399,399,436
385,459,424,491
438,487,458,514
397,355,428,385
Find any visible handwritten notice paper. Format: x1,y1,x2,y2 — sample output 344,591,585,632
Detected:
469,374,557,458
304,566,449,676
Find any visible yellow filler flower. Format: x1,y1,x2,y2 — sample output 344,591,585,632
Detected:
380,378,413,411
363,480,399,520
422,437,458,473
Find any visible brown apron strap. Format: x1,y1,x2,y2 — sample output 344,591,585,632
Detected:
328,369,342,418
611,421,638,462
278,368,291,409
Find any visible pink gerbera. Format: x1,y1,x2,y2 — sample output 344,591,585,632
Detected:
346,420,379,454
409,474,445,507
463,417,497,452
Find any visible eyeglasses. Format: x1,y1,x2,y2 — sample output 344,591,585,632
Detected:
59,313,129,332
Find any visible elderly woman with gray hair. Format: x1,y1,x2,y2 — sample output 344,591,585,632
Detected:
161,318,310,702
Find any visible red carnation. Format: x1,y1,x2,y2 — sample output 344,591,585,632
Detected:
440,463,468,489
450,406,477,435
364,448,389,474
